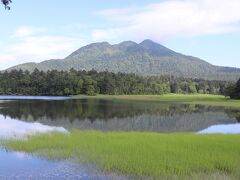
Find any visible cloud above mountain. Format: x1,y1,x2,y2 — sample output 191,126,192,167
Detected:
95,0,240,41
0,26,86,70
1,0,240,70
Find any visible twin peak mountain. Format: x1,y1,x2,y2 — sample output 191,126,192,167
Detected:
7,39,240,81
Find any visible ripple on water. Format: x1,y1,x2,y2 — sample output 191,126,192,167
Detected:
0,150,130,180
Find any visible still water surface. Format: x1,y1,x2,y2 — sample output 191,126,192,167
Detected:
0,96,239,134
0,96,239,179
0,149,125,180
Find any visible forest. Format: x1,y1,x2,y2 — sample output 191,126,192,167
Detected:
0,69,231,96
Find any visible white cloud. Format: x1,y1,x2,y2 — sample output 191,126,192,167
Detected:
96,0,240,42
0,26,87,70
12,26,47,38
2,0,240,69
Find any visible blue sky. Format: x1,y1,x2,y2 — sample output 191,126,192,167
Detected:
0,0,240,70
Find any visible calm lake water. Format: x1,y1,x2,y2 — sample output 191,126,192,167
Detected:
0,96,239,134
0,96,239,179
0,149,126,180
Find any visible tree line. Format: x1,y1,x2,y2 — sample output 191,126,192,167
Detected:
0,69,230,96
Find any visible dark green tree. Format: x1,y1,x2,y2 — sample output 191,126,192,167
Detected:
235,78,240,98
225,79,240,99
0,69,228,96
64,88,70,96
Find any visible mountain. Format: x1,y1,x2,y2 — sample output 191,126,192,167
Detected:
6,39,240,81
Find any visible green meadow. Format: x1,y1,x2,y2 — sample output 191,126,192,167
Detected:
4,131,240,179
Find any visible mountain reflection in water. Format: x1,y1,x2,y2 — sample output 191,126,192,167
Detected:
0,98,239,133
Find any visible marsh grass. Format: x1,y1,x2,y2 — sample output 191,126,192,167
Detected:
4,131,240,179
76,94,240,108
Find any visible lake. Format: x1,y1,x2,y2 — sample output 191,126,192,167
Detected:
0,96,239,179
0,149,127,180
0,96,239,134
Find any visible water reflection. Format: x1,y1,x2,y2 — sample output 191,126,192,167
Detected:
199,124,240,134
0,149,124,179
0,98,239,133
0,96,70,100
225,109,240,122
0,115,67,139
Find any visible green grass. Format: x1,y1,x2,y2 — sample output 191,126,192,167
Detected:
4,131,240,179
75,94,240,108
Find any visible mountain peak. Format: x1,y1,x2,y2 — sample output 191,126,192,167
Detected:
140,39,158,45
115,41,140,52
118,41,137,47
66,41,111,59
85,41,111,48
140,39,175,56
6,39,240,81
140,39,167,49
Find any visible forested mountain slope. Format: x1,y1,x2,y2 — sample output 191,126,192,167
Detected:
7,40,240,81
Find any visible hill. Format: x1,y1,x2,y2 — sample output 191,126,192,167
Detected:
7,39,240,81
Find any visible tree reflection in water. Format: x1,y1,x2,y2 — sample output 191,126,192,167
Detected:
0,99,239,132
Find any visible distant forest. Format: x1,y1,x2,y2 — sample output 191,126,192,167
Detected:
0,69,233,96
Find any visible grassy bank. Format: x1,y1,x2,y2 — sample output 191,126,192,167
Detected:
4,131,240,179
75,94,240,108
